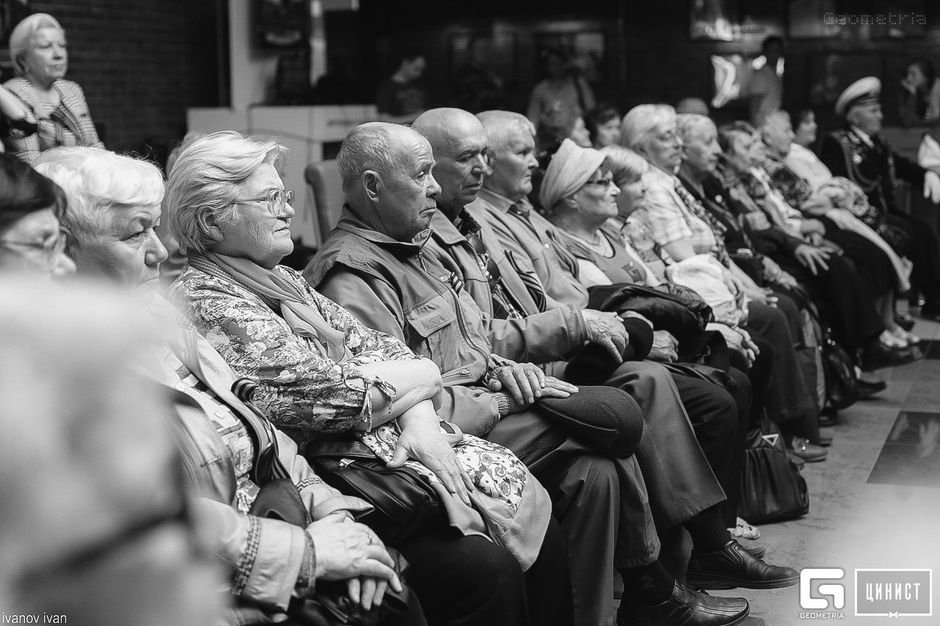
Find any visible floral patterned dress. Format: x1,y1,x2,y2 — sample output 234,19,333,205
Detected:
171,263,548,567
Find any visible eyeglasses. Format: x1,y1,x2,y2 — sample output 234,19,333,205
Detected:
584,175,615,188
233,188,294,216
0,230,68,259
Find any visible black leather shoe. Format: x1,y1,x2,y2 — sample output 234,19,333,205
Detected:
740,542,766,559
858,377,887,399
687,541,800,590
618,581,749,625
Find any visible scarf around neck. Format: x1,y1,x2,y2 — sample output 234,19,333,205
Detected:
189,252,349,362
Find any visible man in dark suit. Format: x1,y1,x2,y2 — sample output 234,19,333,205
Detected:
820,76,940,317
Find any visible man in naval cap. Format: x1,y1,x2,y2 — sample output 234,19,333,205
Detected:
820,76,940,319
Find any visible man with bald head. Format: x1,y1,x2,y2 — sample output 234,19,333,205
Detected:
412,107,646,366
306,120,754,625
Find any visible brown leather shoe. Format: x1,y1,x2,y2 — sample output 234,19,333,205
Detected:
687,541,800,590
618,581,749,625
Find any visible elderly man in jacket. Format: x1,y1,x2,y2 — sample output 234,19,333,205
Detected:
418,109,758,530
456,109,796,562
303,121,785,626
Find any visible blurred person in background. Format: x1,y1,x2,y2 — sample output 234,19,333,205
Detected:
791,108,818,151
585,104,622,149
899,58,940,127
3,13,103,161
376,47,428,125
0,275,223,626
675,97,710,116
527,47,595,131
745,35,784,127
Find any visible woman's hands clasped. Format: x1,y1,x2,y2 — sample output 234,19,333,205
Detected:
306,513,403,610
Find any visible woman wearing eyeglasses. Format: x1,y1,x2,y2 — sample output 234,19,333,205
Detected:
34,145,432,625
0,152,74,276
163,131,566,626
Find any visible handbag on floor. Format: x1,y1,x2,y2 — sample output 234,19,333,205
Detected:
738,418,810,524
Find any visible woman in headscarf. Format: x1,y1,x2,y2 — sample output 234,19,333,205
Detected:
3,13,103,161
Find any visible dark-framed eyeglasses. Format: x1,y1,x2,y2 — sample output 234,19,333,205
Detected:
0,230,68,258
233,188,294,217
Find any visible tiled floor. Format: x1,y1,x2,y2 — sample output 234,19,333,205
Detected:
729,315,940,625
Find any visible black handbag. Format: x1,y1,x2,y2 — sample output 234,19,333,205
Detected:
304,439,445,547
820,331,859,410
738,419,810,524
802,300,859,411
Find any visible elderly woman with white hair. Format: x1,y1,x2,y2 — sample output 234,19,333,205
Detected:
2,13,102,162
622,104,829,459
34,146,427,625
164,130,568,626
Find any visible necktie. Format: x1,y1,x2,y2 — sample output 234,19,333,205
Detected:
456,212,525,319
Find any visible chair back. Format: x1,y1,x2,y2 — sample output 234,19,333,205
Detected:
304,160,345,245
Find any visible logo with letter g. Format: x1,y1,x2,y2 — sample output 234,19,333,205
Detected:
801,568,846,610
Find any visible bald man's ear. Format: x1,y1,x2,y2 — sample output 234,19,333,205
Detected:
362,170,382,202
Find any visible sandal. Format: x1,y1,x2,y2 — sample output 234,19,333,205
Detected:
729,517,760,540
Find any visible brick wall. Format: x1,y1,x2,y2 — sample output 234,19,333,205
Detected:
23,1,222,157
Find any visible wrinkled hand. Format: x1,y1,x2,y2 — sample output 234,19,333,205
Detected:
721,268,744,299
763,257,799,288
794,244,831,276
487,362,577,406
924,170,940,203
712,324,758,367
775,270,799,288
389,417,473,505
307,518,402,593
486,360,546,405
348,576,388,611
746,287,778,307
738,328,759,366
581,309,629,363
648,330,678,363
